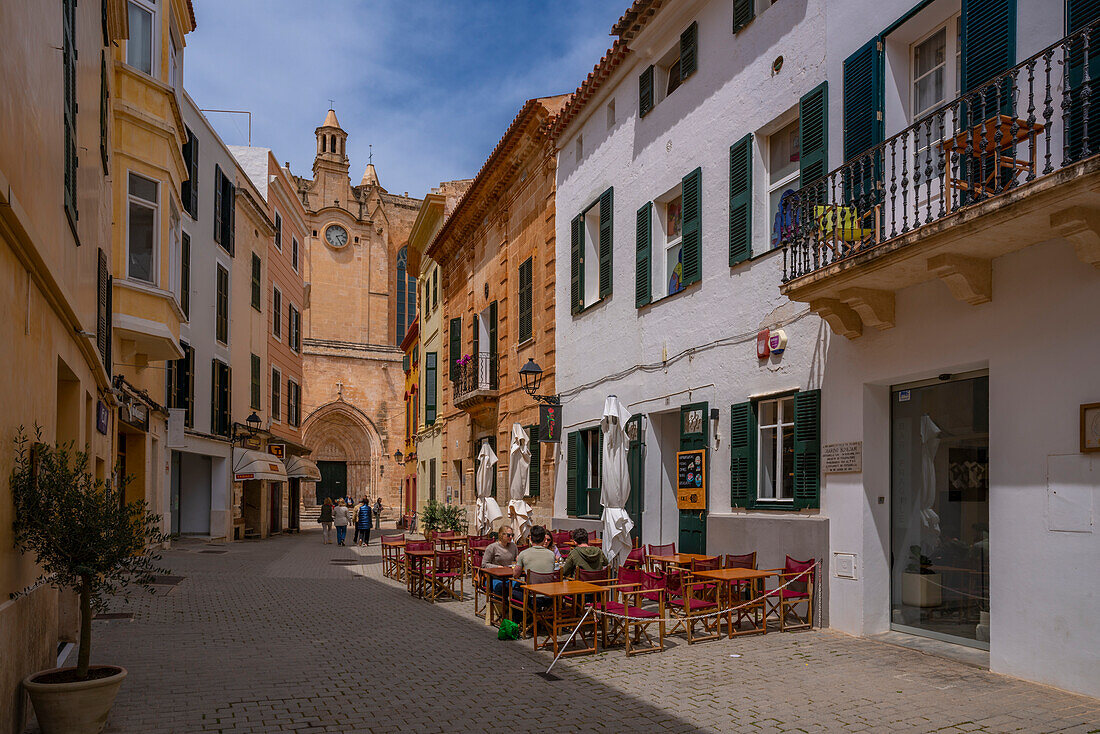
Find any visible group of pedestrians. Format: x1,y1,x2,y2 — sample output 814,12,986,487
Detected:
318,496,383,546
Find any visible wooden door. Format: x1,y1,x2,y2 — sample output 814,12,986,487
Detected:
316,461,347,506
678,402,709,554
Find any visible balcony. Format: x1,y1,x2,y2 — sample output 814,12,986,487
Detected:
779,23,1100,338
453,352,498,411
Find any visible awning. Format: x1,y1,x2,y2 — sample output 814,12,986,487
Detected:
232,449,286,481
285,456,321,481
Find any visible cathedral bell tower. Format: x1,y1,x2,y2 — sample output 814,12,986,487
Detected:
314,108,349,176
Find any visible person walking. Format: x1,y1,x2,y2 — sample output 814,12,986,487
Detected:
333,499,350,546
319,497,334,544
373,497,383,530
355,497,373,546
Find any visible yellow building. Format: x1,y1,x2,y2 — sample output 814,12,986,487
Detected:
400,317,420,518
0,2,129,731
109,0,195,528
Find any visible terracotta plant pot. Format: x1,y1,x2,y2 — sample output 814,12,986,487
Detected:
23,665,127,734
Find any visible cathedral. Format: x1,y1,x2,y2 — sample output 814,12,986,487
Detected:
295,108,422,510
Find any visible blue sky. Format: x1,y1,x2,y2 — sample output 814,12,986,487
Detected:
185,0,625,198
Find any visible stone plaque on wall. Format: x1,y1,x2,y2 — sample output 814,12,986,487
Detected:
823,441,863,474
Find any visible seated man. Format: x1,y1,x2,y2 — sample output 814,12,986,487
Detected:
561,528,607,578
512,525,556,601
482,526,519,595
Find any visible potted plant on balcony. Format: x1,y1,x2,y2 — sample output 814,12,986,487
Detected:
10,428,167,734
901,544,942,608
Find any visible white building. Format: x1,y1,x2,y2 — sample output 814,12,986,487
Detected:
554,0,1100,699
170,93,237,540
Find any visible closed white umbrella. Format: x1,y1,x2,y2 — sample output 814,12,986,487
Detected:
474,441,502,534
507,423,534,542
600,395,634,568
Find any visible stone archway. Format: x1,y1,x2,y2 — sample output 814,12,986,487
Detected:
302,401,384,506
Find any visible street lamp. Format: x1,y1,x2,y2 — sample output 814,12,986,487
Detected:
232,412,263,445
519,358,558,404
393,449,404,465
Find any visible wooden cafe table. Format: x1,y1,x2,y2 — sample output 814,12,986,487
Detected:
477,566,516,625
692,567,777,637
522,579,606,657
647,552,717,573
404,547,435,599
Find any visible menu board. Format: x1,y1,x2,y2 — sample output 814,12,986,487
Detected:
676,449,707,510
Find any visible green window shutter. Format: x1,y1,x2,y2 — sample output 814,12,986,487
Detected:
961,0,1016,93
635,202,652,308
488,300,498,385
527,424,540,498
730,401,756,508
566,430,580,516
489,436,498,500
189,131,199,217
425,352,437,424
728,134,753,266
732,0,755,32
518,257,532,342
639,65,655,118
402,354,409,372
225,180,236,255
627,415,644,512
843,38,884,162
679,22,698,81
792,389,822,509
448,317,461,381
570,215,583,313
799,82,829,184
214,164,223,243
216,265,228,344
251,253,261,310
63,0,78,225
181,232,190,320
598,187,613,299
250,354,261,410
100,55,109,171
590,429,603,518
680,167,702,286
1064,0,1100,161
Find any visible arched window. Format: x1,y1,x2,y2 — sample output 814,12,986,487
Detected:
396,246,416,342
320,135,326,153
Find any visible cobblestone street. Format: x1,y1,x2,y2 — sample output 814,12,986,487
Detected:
49,529,1099,734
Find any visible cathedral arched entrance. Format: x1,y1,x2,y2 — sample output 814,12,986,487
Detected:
302,401,382,507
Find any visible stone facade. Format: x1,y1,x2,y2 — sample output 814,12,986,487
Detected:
295,110,422,509
428,96,567,532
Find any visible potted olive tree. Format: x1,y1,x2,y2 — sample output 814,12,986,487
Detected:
10,429,167,734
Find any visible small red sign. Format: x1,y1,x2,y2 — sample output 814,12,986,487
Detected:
757,329,771,359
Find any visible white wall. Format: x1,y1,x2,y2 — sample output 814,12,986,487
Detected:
821,238,1100,697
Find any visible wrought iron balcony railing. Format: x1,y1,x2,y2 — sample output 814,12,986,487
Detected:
453,352,498,406
780,21,1100,282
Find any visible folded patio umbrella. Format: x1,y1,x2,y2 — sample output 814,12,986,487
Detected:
475,441,503,534
507,423,533,542
600,395,634,568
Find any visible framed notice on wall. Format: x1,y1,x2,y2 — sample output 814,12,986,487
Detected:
676,449,707,510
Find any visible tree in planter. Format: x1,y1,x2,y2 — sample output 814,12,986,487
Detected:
10,428,168,681
419,500,469,535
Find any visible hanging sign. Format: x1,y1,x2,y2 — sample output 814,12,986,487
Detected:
268,443,285,459
676,448,707,510
96,401,109,435
539,402,561,443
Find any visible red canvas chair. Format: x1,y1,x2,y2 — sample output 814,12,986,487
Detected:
646,542,676,572
380,533,405,580
595,567,665,656
514,569,560,639
622,547,646,570
723,551,759,599
765,556,816,631
676,560,722,644
426,549,464,603
470,551,487,616
404,540,433,596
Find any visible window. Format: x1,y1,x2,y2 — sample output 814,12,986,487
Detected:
730,390,821,509
271,367,281,422
250,354,261,410
432,267,438,310
395,246,415,341
288,304,300,352
287,379,301,427
636,169,701,308
169,205,182,304
126,0,155,75
607,99,616,128
767,117,801,243
566,428,602,518
215,264,229,345
100,53,109,173
576,135,583,160
448,317,461,382
168,30,181,89
272,286,282,338
570,188,613,313
274,211,282,250
910,18,961,177
424,352,437,425
213,165,234,254
166,343,194,428
251,253,261,311
291,237,299,271
638,22,698,117
96,249,112,368
127,173,158,283
181,128,199,218
181,232,190,318
518,257,533,343
429,458,437,502
211,359,231,438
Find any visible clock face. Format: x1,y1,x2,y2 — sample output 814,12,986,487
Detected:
325,224,349,248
